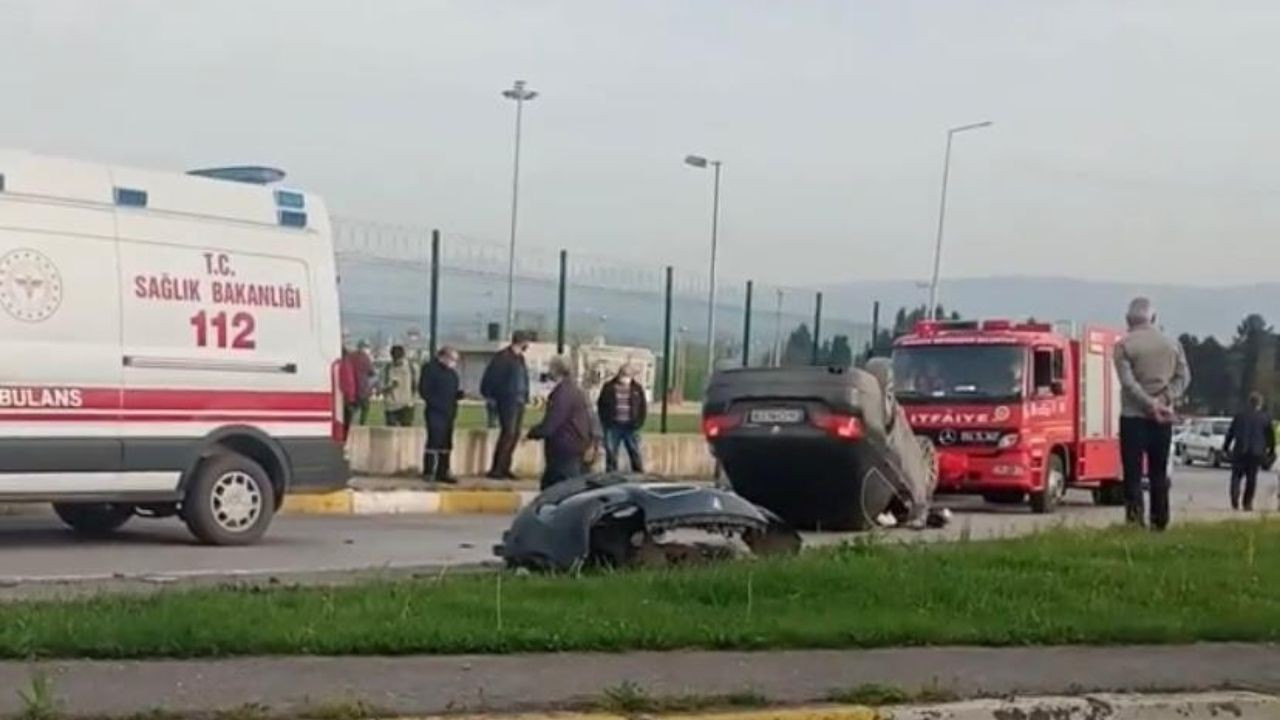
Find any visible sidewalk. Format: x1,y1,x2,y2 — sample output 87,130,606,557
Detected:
282,475,714,516
2,644,1277,717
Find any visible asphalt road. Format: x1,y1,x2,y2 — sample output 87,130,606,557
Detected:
0,466,1267,594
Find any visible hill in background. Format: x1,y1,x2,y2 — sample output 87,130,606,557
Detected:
819,276,1276,339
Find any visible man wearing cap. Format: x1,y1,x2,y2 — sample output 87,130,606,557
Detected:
528,355,596,489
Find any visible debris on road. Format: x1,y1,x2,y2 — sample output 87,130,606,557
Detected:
495,473,802,571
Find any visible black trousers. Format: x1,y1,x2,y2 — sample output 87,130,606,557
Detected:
424,411,456,480
541,449,584,491
489,402,525,477
1230,456,1261,510
1120,416,1173,529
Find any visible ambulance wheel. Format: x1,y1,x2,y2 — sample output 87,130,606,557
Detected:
53,503,133,536
1030,455,1066,514
183,452,276,546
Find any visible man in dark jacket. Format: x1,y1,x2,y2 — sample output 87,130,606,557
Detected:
528,355,596,490
1223,392,1275,511
419,346,462,484
597,363,647,472
480,331,531,479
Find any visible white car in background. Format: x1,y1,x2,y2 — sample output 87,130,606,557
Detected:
1180,417,1232,467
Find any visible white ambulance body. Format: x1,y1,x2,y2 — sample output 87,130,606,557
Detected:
0,149,347,545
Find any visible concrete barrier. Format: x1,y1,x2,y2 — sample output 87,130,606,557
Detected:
345,426,716,478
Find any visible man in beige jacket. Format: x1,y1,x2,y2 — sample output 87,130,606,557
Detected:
1113,297,1190,530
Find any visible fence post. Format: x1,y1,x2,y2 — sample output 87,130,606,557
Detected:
811,291,823,364
870,300,880,359
742,280,753,367
556,250,568,354
661,266,674,434
429,229,440,356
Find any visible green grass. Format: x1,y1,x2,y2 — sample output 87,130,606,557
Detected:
1,521,1278,660
358,400,703,434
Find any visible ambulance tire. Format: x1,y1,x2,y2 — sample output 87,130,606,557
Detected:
1030,454,1066,514
183,451,276,546
53,503,134,537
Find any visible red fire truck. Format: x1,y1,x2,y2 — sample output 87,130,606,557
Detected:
892,319,1126,513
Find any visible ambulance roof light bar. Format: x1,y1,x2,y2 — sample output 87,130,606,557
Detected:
187,166,287,185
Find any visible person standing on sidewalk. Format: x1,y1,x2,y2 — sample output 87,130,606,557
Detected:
1114,297,1190,531
1222,392,1274,511
419,346,462,484
382,345,416,427
528,355,596,489
481,331,532,479
597,363,647,472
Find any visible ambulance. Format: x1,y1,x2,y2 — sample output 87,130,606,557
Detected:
0,149,347,544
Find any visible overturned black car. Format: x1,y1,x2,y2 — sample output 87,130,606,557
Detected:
495,473,801,572
702,363,937,531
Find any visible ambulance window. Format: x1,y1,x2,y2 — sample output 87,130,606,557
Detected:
278,210,307,228
274,189,305,209
114,187,148,207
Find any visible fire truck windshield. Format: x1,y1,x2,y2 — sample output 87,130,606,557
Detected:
893,345,1025,402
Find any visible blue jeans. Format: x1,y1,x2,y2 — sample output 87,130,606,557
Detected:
604,426,644,472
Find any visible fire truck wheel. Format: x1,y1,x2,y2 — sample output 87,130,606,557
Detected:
183,452,276,546
983,491,1025,505
53,503,134,536
1092,482,1125,506
1030,455,1066,514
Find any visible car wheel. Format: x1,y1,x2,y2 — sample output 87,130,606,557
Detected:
1181,448,1193,466
1212,450,1223,469
52,503,134,537
182,451,276,546
1030,455,1067,514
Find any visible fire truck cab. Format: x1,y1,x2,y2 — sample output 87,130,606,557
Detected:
892,319,1126,513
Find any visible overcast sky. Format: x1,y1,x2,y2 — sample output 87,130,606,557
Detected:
3,0,1278,288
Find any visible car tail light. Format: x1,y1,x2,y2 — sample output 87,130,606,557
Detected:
815,413,864,440
330,359,345,443
702,414,741,439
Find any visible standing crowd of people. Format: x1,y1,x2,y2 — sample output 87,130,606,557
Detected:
336,299,1277,514
338,331,650,490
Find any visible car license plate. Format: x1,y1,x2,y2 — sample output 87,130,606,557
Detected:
749,408,804,425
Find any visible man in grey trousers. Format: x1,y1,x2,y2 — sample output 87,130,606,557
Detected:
1113,297,1190,530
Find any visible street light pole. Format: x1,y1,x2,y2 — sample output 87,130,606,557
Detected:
685,154,722,379
502,80,538,337
772,288,784,366
927,120,992,320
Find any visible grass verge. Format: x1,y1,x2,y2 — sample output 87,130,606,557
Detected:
1,520,1277,659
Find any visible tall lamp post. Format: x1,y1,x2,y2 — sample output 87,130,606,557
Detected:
502,79,538,337
927,120,992,320
684,154,722,378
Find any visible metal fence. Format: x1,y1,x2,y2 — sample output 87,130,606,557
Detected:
333,217,873,388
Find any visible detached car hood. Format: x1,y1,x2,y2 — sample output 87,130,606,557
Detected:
495,473,801,571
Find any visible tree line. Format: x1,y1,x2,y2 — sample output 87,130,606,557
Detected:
1178,314,1278,415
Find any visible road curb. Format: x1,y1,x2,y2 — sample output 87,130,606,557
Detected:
281,489,536,516
398,694,1278,720
887,692,1279,719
